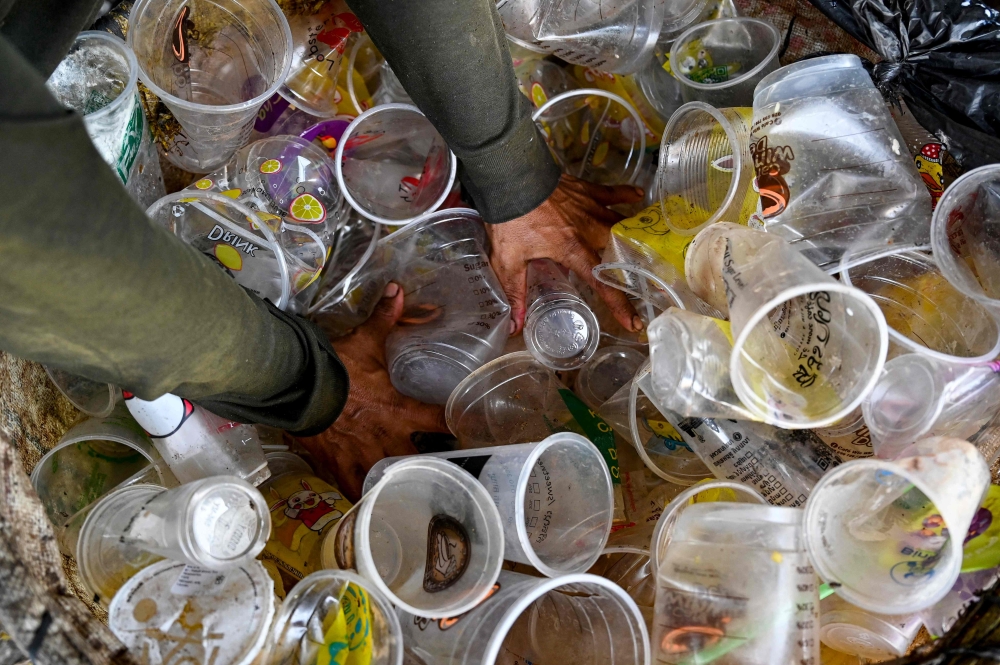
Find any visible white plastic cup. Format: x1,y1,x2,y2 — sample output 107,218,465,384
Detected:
523,259,600,371
335,104,457,225
321,457,505,618
819,594,923,660
398,569,650,665
803,436,991,614
575,345,646,410
128,0,293,172
364,433,614,577
44,365,121,418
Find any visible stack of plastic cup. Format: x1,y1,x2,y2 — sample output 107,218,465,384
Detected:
575,345,646,409
523,259,601,370
44,366,121,418
819,594,923,661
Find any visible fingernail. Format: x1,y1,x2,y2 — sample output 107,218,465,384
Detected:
383,283,400,298
632,315,644,331
509,319,517,334
633,186,645,197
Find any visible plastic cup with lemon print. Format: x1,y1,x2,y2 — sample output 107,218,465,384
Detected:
515,59,578,110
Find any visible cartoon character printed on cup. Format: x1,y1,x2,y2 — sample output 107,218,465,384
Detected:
268,480,345,551
914,143,950,209
749,136,793,219
891,513,949,586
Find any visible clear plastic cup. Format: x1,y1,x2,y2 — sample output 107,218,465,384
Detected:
335,104,457,225
44,365,121,417
819,594,923,660
532,89,647,185
633,49,685,121
321,457,504,618
588,548,657,630
263,569,403,665
523,259,600,370
751,54,932,270
364,433,614,577
575,345,646,409
46,31,165,207
669,18,780,107
515,59,578,109
397,569,650,665
344,32,384,114
916,567,998,639
861,353,1000,460
803,436,991,614
653,503,819,664
656,103,760,236
497,0,557,54
811,405,874,460
685,223,889,428
372,62,413,106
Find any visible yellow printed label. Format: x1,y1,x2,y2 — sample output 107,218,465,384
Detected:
610,203,699,276
530,82,548,109
317,583,375,665
647,419,684,442
711,318,734,345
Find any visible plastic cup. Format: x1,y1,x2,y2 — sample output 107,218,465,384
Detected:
685,223,889,428
44,365,121,417
751,54,931,270
839,247,1000,364
819,594,923,660
515,59,578,109
397,569,650,665
811,406,874,460
861,353,1000,460
588,549,657,629
633,49,685,121
345,32,384,114
916,567,998,639
147,190,292,310
372,62,413,106
523,259,601,370
656,103,760,236
128,0,292,172
321,457,504,618
46,31,165,207
803,436,991,614
593,260,720,326
575,345,646,409
497,0,557,54
364,433,614,577
669,18,780,107
335,104,457,225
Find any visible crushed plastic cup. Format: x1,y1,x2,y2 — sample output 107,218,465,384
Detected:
862,353,1000,460
685,223,888,428
320,457,504,618
811,406,874,460
576,345,646,409
750,54,931,270
656,103,760,236
523,259,600,370
532,89,647,185
397,569,650,665
364,433,614,577
46,31,165,207
263,570,403,665
335,104,456,225
839,247,1000,364
44,365,121,417
803,436,991,614
669,18,780,107
147,190,292,310
819,594,923,660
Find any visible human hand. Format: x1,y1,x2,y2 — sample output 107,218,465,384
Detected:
296,283,449,501
485,174,646,335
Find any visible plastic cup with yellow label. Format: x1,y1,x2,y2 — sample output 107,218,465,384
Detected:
363,433,614,578
320,457,504,619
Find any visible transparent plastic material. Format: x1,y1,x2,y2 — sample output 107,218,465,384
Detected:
634,49,685,121
812,406,875,460
917,568,999,639
44,365,121,417
515,59,578,109
263,570,403,665
335,104,457,225
669,18,780,107
398,570,650,665
364,434,613,577
751,54,932,270
839,247,1000,364
685,223,888,428
321,457,504,618
803,437,991,614
383,210,511,404
588,548,657,630
819,594,923,660
656,103,759,235
653,503,819,664
127,0,293,172
345,32,384,113
497,0,557,54
373,62,413,106
576,345,646,409
523,259,600,370
862,354,1000,460
147,190,291,310
46,31,165,207
532,89,647,185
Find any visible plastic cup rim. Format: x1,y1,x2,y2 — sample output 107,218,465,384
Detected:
592,261,689,312
127,0,293,115
64,31,140,122
819,620,906,659
31,427,161,491
729,281,889,429
861,354,946,445
181,477,270,569
445,350,544,436
669,17,781,92
523,295,601,371
334,103,458,226
576,345,646,409
43,365,120,418
754,53,862,107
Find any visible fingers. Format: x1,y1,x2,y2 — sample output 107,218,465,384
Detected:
579,179,646,209
497,263,528,336
363,283,404,342
562,242,640,332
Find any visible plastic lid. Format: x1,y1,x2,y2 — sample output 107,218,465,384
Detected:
862,355,942,442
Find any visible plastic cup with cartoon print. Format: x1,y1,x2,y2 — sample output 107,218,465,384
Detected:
669,18,779,107
109,560,277,665
751,54,931,271
576,345,646,410
655,102,759,236
803,436,991,614
363,434,615,578
43,365,121,418
127,0,292,172
532,89,647,185
397,569,649,665
147,190,292,310
319,457,504,618
46,31,165,208
124,391,269,485
685,222,889,428
335,104,457,225
861,353,1000,460
819,593,923,661
523,258,601,371
263,570,403,665
652,503,819,664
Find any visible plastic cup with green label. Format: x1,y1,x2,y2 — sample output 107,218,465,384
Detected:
363,433,614,578
523,258,600,370
320,457,504,618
